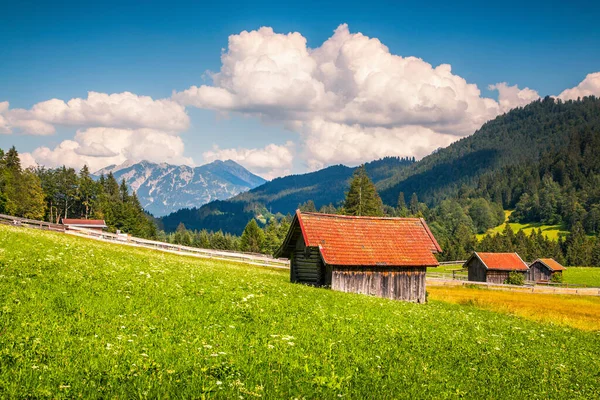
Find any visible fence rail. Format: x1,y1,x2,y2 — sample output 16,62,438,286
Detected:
0,213,290,269
427,278,600,296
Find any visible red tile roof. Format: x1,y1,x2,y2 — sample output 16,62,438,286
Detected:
281,211,441,267
471,252,528,271
61,219,107,227
535,258,566,271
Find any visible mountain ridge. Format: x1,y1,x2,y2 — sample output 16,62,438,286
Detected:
94,159,266,217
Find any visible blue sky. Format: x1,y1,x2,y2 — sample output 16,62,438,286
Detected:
1,0,599,177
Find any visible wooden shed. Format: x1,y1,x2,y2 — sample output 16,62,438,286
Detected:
528,258,566,282
464,252,528,284
61,218,108,232
274,211,442,303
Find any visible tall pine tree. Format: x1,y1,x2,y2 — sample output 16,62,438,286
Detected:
343,165,383,217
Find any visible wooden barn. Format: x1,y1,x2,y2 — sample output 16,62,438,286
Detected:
528,258,566,282
464,252,528,284
61,218,107,232
274,211,442,303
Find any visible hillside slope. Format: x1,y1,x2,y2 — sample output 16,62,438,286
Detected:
378,96,600,205
1,225,599,398
95,159,266,216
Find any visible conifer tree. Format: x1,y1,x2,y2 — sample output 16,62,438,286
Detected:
240,219,265,253
397,192,406,210
344,165,383,217
409,193,419,215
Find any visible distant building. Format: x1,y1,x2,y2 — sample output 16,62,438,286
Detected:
528,258,566,282
465,252,528,284
61,218,108,232
274,211,442,303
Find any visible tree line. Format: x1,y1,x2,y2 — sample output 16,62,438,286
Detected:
0,147,156,238
294,165,600,266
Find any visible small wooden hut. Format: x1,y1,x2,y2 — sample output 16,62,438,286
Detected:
528,258,566,282
464,252,528,284
274,211,442,303
61,218,108,232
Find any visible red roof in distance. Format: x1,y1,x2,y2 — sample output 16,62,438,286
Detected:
471,252,528,271
61,219,107,227
289,211,441,267
535,258,567,271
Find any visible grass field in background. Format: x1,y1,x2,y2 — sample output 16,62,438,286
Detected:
476,210,569,241
1,225,599,398
563,267,600,287
428,286,600,331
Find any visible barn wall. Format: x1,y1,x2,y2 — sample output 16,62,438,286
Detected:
528,262,552,282
486,270,511,284
331,267,426,303
290,237,325,286
467,258,487,282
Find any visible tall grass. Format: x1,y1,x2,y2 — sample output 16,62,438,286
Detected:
1,225,599,398
428,286,600,331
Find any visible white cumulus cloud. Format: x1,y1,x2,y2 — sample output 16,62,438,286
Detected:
557,72,600,100
30,128,193,172
4,92,189,135
202,142,294,180
488,82,540,112
174,24,508,170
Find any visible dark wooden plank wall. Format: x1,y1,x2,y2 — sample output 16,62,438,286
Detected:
486,270,511,284
528,262,553,282
291,236,324,285
331,267,426,303
467,258,487,282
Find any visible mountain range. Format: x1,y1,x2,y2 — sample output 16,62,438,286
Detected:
94,159,266,216
158,96,600,235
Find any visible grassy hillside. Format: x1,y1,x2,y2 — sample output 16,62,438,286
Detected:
1,226,600,398
476,210,569,241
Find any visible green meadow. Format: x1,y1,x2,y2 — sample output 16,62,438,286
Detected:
1,225,599,399
563,267,600,287
476,211,568,241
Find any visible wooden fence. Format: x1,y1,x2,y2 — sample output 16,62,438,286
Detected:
427,278,600,296
0,213,290,269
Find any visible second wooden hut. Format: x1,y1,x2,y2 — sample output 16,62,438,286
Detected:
464,252,528,284
528,258,566,282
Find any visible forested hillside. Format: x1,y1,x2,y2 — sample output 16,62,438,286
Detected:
378,96,600,205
